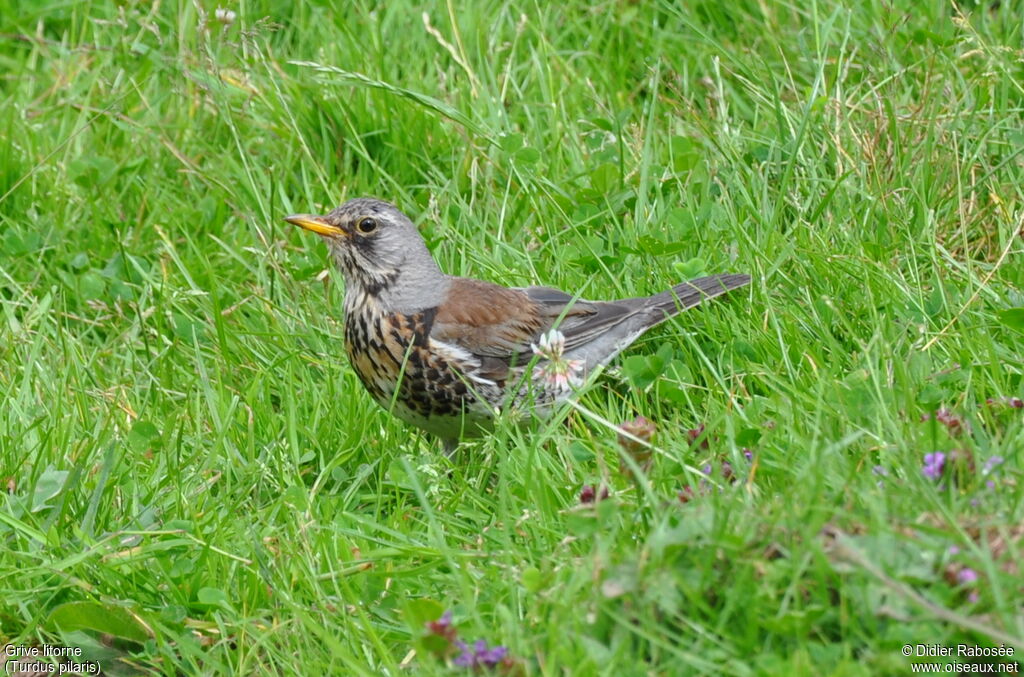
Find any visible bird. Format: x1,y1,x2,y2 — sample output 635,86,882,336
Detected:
286,198,749,449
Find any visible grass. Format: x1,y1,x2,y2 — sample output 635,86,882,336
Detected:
1,0,1023,674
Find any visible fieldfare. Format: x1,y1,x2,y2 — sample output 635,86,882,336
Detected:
287,198,749,448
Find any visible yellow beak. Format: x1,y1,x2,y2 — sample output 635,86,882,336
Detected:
284,214,346,237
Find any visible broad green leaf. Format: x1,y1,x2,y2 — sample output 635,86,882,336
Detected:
31,466,69,513
48,601,150,643
997,308,1024,330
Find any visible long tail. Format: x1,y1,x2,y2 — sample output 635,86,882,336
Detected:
576,273,751,369
647,273,751,316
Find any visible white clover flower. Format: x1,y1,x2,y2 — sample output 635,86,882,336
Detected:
531,329,584,394
215,8,237,25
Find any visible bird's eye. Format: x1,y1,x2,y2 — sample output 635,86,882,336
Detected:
356,217,378,234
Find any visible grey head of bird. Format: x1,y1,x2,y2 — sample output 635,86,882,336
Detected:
285,198,449,313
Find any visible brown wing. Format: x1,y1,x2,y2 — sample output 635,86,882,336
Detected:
430,274,750,380
430,278,636,379
522,285,639,350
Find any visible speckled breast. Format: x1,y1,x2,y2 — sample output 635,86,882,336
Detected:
342,307,494,435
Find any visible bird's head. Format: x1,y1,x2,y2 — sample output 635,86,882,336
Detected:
286,198,445,308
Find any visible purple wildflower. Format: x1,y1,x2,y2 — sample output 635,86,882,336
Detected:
934,408,964,435
947,545,960,556
618,416,656,451
743,449,753,461
922,452,946,480
957,568,979,585
454,639,508,669
982,456,1004,475
721,460,735,482
687,423,709,449
425,610,457,643
696,463,713,490
986,396,1023,409
872,465,888,476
